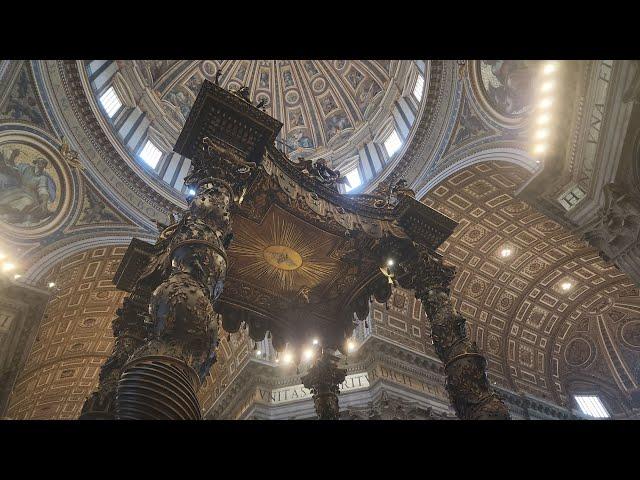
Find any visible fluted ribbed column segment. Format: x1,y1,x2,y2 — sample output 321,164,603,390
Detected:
115,356,201,420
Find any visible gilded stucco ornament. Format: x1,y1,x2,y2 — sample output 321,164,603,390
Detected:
58,136,83,170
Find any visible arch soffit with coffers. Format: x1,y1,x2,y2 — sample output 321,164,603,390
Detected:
6,243,131,420
418,160,640,408
22,230,156,284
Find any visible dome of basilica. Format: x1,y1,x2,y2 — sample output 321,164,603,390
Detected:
85,60,427,198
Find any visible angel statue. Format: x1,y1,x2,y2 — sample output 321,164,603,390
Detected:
372,179,415,209
293,157,350,191
391,179,415,199
0,150,57,225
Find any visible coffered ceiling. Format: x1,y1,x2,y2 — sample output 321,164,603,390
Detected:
422,161,640,412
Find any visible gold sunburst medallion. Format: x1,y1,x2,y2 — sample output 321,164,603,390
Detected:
263,245,303,271
229,206,338,292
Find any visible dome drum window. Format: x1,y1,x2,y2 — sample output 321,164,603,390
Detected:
413,74,425,102
383,130,403,158
86,61,428,196
343,168,362,193
99,86,123,118
139,140,163,169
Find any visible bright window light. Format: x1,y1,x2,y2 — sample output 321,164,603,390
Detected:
575,395,610,419
139,140,162,168
413,74,425,102
99,86,122,118
384,130,402,157
344,169,362,192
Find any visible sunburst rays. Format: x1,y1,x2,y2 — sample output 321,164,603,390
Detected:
229,209,338,292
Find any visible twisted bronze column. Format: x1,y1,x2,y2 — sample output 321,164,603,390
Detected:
402,247,511,420
301,351,346,420
81,137,254,420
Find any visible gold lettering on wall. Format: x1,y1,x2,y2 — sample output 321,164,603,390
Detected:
253,372,370,406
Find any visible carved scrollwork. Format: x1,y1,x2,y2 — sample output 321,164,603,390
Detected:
370,179,417,209
85,96,265,421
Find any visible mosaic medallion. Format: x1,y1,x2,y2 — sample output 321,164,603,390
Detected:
0,130,73,239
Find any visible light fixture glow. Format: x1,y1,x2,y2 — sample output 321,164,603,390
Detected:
2,262,15,272
283,353,293,364
537,113,551,125
533,144,547,154
256,350,262,356
543,63,557,75
540,81,554,92
312,338,319,345
347,341,355,352
188,189,196,196
561,281,572,291
0,252,5,260
500,247,512,258
387,259,394,267
48,282,56,288
13,274,22,279
539,98,553,109
303,349,314,361
536,129,549,140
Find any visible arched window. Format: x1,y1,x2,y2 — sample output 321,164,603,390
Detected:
139,140,163,169
344,169,362,193
99,86,123,118
383,130,402,158
574,394,610,419
412,74,425,102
